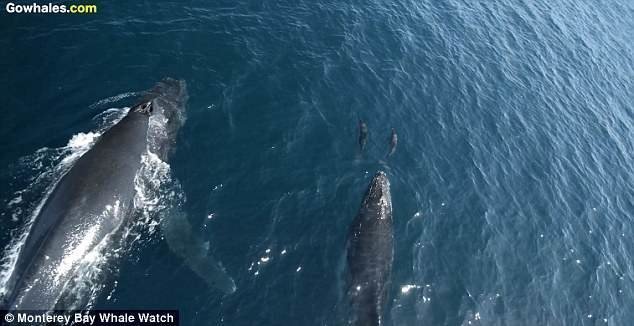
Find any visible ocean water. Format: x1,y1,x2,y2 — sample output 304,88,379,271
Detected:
1,0,633,325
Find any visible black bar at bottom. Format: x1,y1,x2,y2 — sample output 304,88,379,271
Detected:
0,310,179,326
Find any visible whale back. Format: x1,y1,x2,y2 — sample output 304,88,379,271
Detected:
346,172,394,326
3,79,187,310
4,109,149,309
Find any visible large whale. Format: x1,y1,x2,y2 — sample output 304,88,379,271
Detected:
346,171,394,326
1,78,187,310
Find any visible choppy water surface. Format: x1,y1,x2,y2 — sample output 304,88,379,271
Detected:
1,0,632,325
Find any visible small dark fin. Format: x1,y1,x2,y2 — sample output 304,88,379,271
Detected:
387,128,397,157
358,119,368,152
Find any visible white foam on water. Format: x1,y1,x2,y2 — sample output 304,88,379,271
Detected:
54,224,102,285
59,201,130,310
7,196,22,206
400,284,421,294
133,151,177,236
88,92,139,110
59,132,100,165
52,198,124,295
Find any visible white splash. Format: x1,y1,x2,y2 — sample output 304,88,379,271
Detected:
89,92,138,109
8,196,23,206
54,225,101,284
133,151,175,236
400,284,421,294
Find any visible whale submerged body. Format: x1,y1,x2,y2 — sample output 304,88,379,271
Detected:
2,79,187,310
346,171,394,326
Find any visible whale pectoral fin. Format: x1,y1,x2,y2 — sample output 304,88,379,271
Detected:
160,208,236,294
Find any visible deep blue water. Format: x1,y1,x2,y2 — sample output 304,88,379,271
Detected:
1,0,633,325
